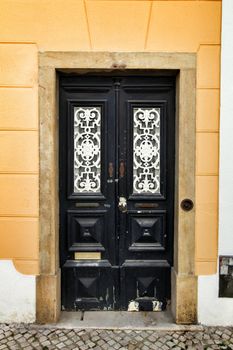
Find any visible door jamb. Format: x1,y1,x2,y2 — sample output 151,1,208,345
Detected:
36,52,197,324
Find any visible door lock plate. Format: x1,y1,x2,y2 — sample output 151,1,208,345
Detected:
74,252,101,260
118,196,127,213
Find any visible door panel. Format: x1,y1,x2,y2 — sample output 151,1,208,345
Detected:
120,262,170,311
127,211,166,252
67,210,108,253
62,261,116,311
59,74,175,311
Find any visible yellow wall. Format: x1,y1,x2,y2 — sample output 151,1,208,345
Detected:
0,0,221,275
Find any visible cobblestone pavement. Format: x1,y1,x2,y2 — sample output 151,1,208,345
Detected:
0,324,233,350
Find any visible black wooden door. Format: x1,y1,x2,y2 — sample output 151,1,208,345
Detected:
59,74,175,311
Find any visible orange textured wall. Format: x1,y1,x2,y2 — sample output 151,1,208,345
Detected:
0,43,39,275
0,0,221,275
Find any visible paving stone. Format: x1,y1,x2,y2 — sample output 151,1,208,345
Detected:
223,333,231,340
0,324,233,349
166,340,175,348
41,340,51,346
97,339,105,346
7,340,17,346
92,336,100,342
149,344,159,350
127,345,136,350
225,329,232,336
186,339,193,346
162,345,169,350
178,341,186,349
216,330,223,335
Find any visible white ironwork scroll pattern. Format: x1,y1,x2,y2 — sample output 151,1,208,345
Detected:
133,107,160,194
74,107,101,193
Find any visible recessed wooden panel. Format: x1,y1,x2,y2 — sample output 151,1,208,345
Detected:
62,262,116,311
67,212,106,252
121,263,170,310
129,213,166,252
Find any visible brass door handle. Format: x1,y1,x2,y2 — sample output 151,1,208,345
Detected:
118,196,127,213
119,161,125,178
108,162,114,178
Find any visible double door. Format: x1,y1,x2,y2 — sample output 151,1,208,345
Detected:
59,74,175,311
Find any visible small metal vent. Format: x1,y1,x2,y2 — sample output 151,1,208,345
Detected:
219,256,233,298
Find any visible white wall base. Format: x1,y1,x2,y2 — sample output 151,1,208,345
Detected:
197,0,233,327
198,275,233,326
0,260,35,323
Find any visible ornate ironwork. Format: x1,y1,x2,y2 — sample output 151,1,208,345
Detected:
133,107,160,194
74,107,101,193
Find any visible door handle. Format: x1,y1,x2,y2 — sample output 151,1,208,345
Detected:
108,162,114,178
119,161,125,178
118,196,127,213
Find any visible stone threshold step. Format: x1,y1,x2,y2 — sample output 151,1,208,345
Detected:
36,311,203,331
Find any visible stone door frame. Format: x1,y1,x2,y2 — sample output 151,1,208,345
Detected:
36,52,197,324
